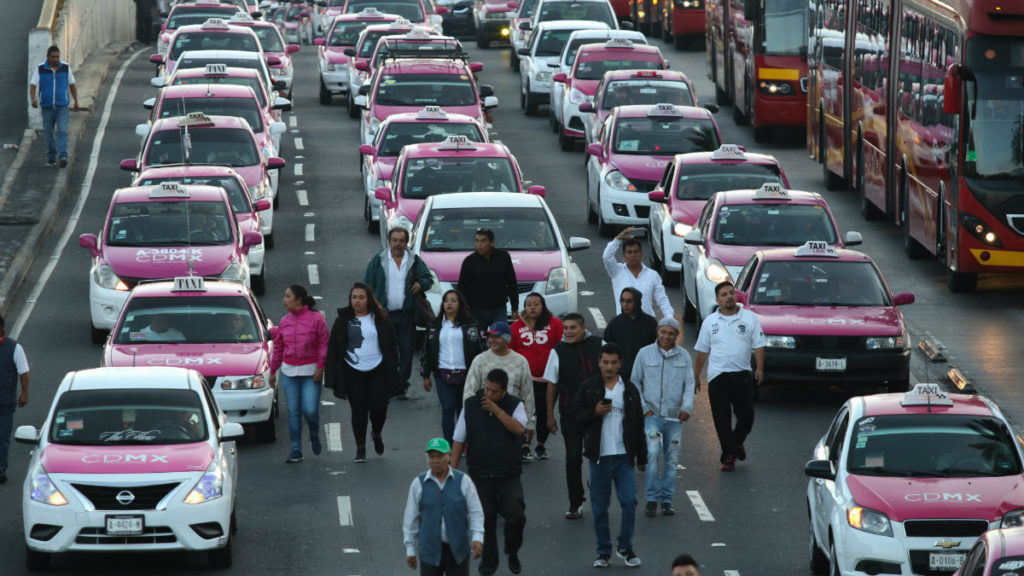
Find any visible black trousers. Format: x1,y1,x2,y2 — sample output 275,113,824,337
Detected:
560,412,585,509
472,475,525,575
420,543,469,576
532,381,550,445
472,307,506,334
708,371,755,461
389,310,415,385
345,363,388,448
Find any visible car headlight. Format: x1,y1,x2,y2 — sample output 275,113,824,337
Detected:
29,463,68,506
1002,509,1024,528
249,182,268,201
704,260,731,283
388,215,414,233
369,116,382,135
536,71,552,82
675,0,702,7
672,222,692,237
221,373,267,390
221,261,248,282
765,335,796,349
866,333,908,350
426,269,442,294
356,70,368,83
568,88,587,105
847,505,893,537
545,266,568,295
604,170,636,191
327,62,337,71
94,263,128,291
272,67,289,77
184,459,224,504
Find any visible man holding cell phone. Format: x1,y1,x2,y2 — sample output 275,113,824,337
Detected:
602,227,674,320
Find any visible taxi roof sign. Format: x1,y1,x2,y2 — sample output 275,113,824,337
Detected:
901,383,954,407
793,241,838,258
178,111,216,127
632,70,661,78
358,7,383,15
604,38,634,49
437,135,477,151
150,182,191,198
202,18,231,30
401,29,434,39
416,106,448,120
752,182,790,200
391,17,413,27
646,103,683,118
711,144,746,161
228,12,254,23
173,276,207,292
204,63,229,76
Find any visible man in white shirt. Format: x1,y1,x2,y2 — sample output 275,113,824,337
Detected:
693,281,765,472
139,314,185,341
0,313,29,484
602,227,674,319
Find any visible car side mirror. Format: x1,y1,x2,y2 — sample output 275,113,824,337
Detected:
358,84,371,96
586,142,603,160
273,80,287,91
375,186,392,203
844,231,863,246
120,158,139,172
78,233,99,257
150,77,166,88
355,60,368,71
527,185,545,197
343,47,356,57
150,53,164,65
314,38,325,46
478,84,495,98
619,20,634,30
273,97,293,111
482,95,499,108
518,21,531,30
286,44,301,54
266,55,282,66
135,123,150,139
219,422,245,441
804,459,835,481
579,101,594,112
568,237,591,252
552,73,567,83
470,62,484,73
269,121,287,136
14,425,39,445
359,144,376,156
143,97,156,110
354,95,368,108
517,48,530,56
891,292,915,306
683,230,704,245
648,190,666,203
242,231,263,249
704,103,720,114
254,199,272,212
267,157,286,170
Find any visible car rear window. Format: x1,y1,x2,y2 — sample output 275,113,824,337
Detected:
675,164,782,200
751,260,889,306
712,203,838,246
106,199,234,248
115,296,260,345
50,389,207,445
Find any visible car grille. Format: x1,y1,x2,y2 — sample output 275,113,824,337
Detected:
794,335,865,351
568,116,586,131
630,179,659,193
517,281,536,294
76,526,177,545
72,483,181,511
903,520,988,537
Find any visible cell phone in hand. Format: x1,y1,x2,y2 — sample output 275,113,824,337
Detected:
628,228,647,238
600,398,612,405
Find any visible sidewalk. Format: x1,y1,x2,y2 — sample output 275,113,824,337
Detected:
0,41,135,317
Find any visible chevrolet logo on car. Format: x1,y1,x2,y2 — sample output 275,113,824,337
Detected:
933,540,961,549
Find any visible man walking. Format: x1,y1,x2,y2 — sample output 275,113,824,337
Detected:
602,227,673,319
572,343,646,568
693,281,765,472
458,228,518,331
29,46,79,168
0,314,30,484
452,370,528,576
541,312,602,519
403,438,485,576
364,227,433,398
630,318,695,517
603,288,657,381
463,322,535,438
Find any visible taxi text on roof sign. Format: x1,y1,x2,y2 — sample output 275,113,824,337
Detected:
228,12,253,23
753,182,790,200
647,103,683,118
417,106,448,119
150,182,191,198
201,18,231,30
358,7,383,15
392,17,413,27
794,241,838,258
711,144,746,161
632,70,661,79
437,135,477,151
605,38,634,48
173,276,207,292
178,112,216,128
901,383,955,407
204,63,228,76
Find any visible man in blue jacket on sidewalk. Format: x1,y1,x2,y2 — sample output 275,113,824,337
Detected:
29,46,79,168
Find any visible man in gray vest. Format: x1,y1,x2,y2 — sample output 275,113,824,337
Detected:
403,438,484,575
0,314,30,484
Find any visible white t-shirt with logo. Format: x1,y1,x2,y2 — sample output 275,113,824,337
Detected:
346,314,383,372
694,307,766,383
599,379,627,457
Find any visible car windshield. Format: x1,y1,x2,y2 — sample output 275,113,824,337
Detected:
49,389,208,445
250,26,285,52
146,128,259,167
675,164,783,200
750,261,889,306
759,0,807,55
564,35,646,66
378,121,484,156
402,157,517,198
138,176,250,214
173,75,267,107
329,22,373,46
168,8,241,30
575,57,661,80
712,203,838,246
602,80,693,109
347,0,425,21
537,2,614,27
158,97,263,132
846,414,1022,477
115,296,261,344
105,200,234,247
176,56,271,93
171,32,260,60
373,41,462,67
358,30,409,57
613,117,719,155
421,207,557,251
535,29,576,57
375,73,477,106
519,0,539,18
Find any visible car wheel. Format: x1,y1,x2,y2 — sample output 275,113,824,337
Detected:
365,196,380,233
558,125,574,151
520,84,526,109
263,232,274,250
659,256,678,286
209,536,233,569
808,519,828,575
272,191,280,210
256,397,277,442
549,108,559,133
251,264,267,296
828,542,839,576
477,29,490,49
25,546,49,572
525,85,539,116
512,52,520,72
586,177,597,224
596,193,614,238
715,82,730,105
693,286,704,329
347,94,360,119
319,79,331,105
90,324,107,346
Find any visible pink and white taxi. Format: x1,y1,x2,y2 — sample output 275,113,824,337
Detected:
954,528,1024,576
158,2,244,55
410,192,590,318
166,63,291,124
805,384,1024,576
102,277,277,440
647,145,788,283
374,135,542,246
342,0,446,32
343,19,419,118
314,8,400,105
732,242,914,390
681,183,861,324
227,13,300,98
358,107,488,232
79,183,262,344
155,18,263,78
16,366,242,571
579,69,703,145
584,103,721,236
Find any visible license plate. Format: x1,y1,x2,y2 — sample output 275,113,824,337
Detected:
929,552,966,571
106,515,144,536
815,357,847,372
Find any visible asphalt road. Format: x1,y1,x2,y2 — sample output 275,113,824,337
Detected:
0,23,1023,576
0,2,38,171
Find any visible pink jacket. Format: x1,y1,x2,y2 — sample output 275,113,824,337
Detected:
270,306,329,374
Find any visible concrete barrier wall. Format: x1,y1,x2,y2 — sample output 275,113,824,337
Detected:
28,0,136,129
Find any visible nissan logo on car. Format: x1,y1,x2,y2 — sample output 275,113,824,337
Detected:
116,490,136,506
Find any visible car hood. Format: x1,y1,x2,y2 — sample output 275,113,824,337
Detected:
706,243,762,268
669,198,706,226
324,47,350,64
420,250,563,281
845,474,1024,522
748,305,904,336
372,157,398,180
571,78,601,96
41,442,215,474
610,154,674,181
232,164,264,187
105,343,268,377
104,245,237,279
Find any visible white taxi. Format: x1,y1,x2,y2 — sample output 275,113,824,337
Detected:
16,367,242,570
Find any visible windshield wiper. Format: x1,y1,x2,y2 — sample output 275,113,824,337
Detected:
938,467,1005,477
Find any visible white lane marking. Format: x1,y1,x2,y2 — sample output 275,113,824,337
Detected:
687,490,715,521
308,264,320,285
588,307,607,331
289,116,297,128
305,223,315,242
303,212,315,217
295,163,303,176
711,542,727,547
342,548,360,554
326,422,343,451
10,49,145,338
724,571,740,576
294,137,304,150
337,495,353,526
296,189,308,206
571,262,585,283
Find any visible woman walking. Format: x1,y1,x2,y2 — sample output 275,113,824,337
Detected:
510,292,563,460
326,282,402,462
421,289,486,445
270,285,329,464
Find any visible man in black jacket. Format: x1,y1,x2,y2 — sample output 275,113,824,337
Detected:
572,343,647,569
458,228,518,331
603,288,657,380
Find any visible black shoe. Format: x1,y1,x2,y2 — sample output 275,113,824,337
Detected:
371,432,384,455
285,451,302,464
311,437,322,457
593,554,610,568
0,471,7,484
58,157,68,168
616,548,642,567
661,502,676,516
565,503,584,519
47,160,56,167
521,446,534,461
355,446,367,462
735,443,747,461
507,553,522,574
644,502,657,517
534,444,548,459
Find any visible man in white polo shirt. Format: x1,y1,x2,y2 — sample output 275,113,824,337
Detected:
692,281,764,472
602,227,674,320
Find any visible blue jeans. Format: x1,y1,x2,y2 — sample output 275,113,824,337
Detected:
41,106,69,162
644,416,683,503
281,373,321,454
433,371,464,445
588,454,637,555
0,404,14,472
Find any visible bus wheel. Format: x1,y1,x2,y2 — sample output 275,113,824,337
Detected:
947,269,977,293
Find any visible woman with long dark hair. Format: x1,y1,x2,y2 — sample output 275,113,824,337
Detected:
270,285,329,464
325,282,402,462
510,292,563,460
421,289,486,444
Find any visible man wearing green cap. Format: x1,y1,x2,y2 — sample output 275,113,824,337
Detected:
403,437,485,575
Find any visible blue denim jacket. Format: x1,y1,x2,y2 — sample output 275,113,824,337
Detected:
630,343,696,417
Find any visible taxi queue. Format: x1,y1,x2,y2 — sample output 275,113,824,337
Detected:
11,1,1024,575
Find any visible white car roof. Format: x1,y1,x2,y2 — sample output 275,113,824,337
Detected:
63,367,198,393
567,29,646,41
428,192,546,210
535,19,610,31
178,49,264,60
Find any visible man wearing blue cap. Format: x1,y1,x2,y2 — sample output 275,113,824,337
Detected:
403,437,485,575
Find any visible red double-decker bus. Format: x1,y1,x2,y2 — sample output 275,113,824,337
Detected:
809,0,1024,292
706,0,809,142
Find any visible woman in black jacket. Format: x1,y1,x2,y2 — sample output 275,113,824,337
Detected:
421,289,486,444
325,282,401,462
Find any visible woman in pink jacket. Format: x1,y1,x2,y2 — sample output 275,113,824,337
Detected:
269,285,329,464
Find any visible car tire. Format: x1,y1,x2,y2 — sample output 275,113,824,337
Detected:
319,79,331,105
263,232,274,250
25,546,49,572
525,87,539,116
90,324,107,346
549,108,559,133
251,264,267,296
596,193,614,238
693,286,704,329
558,125,574,151
512,53,520,72
273,191,280,210
808,518,828,575
660,259,678,286
365,196,380,233
680,269,696,323
520,85,526,109
347,94,360,119
828,541,839,576
256,397,277,442
586,178,598,224
715,82,730,105
209,536,233,569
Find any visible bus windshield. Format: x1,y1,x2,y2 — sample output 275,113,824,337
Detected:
965,71,1024,179
759,0,807,56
